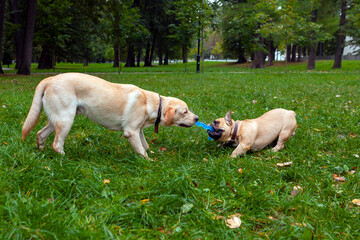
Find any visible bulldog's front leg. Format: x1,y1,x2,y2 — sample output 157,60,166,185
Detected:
230,142,251,158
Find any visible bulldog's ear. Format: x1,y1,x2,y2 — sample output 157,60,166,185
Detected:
164,107,176,126
225,110,232,126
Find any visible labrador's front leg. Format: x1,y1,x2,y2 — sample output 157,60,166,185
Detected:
124,129,149,159
139,130,149,150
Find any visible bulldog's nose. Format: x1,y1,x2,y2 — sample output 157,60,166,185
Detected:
195,116,199,122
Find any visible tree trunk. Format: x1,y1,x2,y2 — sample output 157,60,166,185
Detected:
332,0,347,69
164,48,169,65
237,47,247,63
251,37,265,69
144,41,151,66
149,33,156,66
136,46,141,67
267,39,275,66
9,0,23,69
291,44,297,62
297,46,302,62
286,45,291,62
307,9,317,70
125,44,135,67
52,49,56,67
37,45,53,69
318,42,324,56
0,0,5,74
182,44,187,63
113,45,119,68
17,0,37,75
158,43,163,65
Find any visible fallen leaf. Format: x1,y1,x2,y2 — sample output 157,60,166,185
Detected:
277,162,293,167
354,154,359,158
333,174,346,182
103,179,110,184
252,100,257,104
159,147,167,151
238,168,243,174
350,133,356,138
349,170,356,175
291,185,303,196
203,158,208,162
314,128,324,132
352,199,360,206
336,95,341,97
225,214,242,228
140,199,150,204
181,203,194,214
2,105,6,108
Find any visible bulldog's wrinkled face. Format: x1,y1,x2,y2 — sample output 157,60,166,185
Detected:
208,110,234,142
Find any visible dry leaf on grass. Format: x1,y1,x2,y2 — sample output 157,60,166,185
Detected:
333,174,346,182
291,185,303,196
277,162,293,167
140,199,150,204
238,168,243,174
103,179,110,184
352,199,360,206
159,147,167,151
225,214,242,229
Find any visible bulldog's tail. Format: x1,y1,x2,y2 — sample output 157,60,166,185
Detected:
22,78,50,140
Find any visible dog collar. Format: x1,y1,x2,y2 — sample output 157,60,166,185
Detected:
228,121,239,146
154,95,162,133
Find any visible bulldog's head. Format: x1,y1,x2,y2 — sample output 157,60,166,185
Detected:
208,110,235,143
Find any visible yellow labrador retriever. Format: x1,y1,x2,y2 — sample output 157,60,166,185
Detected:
22,73,199,158
208,109,296,158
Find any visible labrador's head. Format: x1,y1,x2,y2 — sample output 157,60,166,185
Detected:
163,97,199,127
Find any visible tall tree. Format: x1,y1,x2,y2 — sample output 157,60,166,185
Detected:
332,0,347,69
307,9,318,70
35,0,72,69
8,0,23,69
0,0,5,74
17,0,37,75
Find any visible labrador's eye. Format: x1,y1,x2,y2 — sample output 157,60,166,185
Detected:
184,110,188,114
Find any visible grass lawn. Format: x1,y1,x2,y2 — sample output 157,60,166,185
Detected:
2,59,360,74
0,65,360,238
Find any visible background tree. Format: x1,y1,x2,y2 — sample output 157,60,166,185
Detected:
332,0,348,69
0,0,5,74
35,0,71,69
347,0,360,56
17,0,37,75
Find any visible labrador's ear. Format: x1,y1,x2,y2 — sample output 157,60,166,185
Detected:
225,110,232,126
164,107,176,126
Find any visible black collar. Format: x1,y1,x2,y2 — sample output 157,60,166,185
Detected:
227,121,239,146
154,96,162,133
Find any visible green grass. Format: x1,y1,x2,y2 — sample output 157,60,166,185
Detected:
1,69,360,239
2,59,360,74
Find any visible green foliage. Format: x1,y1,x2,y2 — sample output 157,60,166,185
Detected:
169,0,213,53
258,0,331,48
347,0,360,54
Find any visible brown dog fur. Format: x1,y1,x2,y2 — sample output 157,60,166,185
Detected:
208,109,296,158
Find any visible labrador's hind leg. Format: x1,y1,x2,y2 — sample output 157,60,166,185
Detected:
37,122,55,150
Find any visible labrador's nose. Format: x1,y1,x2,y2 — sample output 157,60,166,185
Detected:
195,116,199,122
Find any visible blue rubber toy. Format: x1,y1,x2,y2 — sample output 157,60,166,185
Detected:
195,121,214,140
